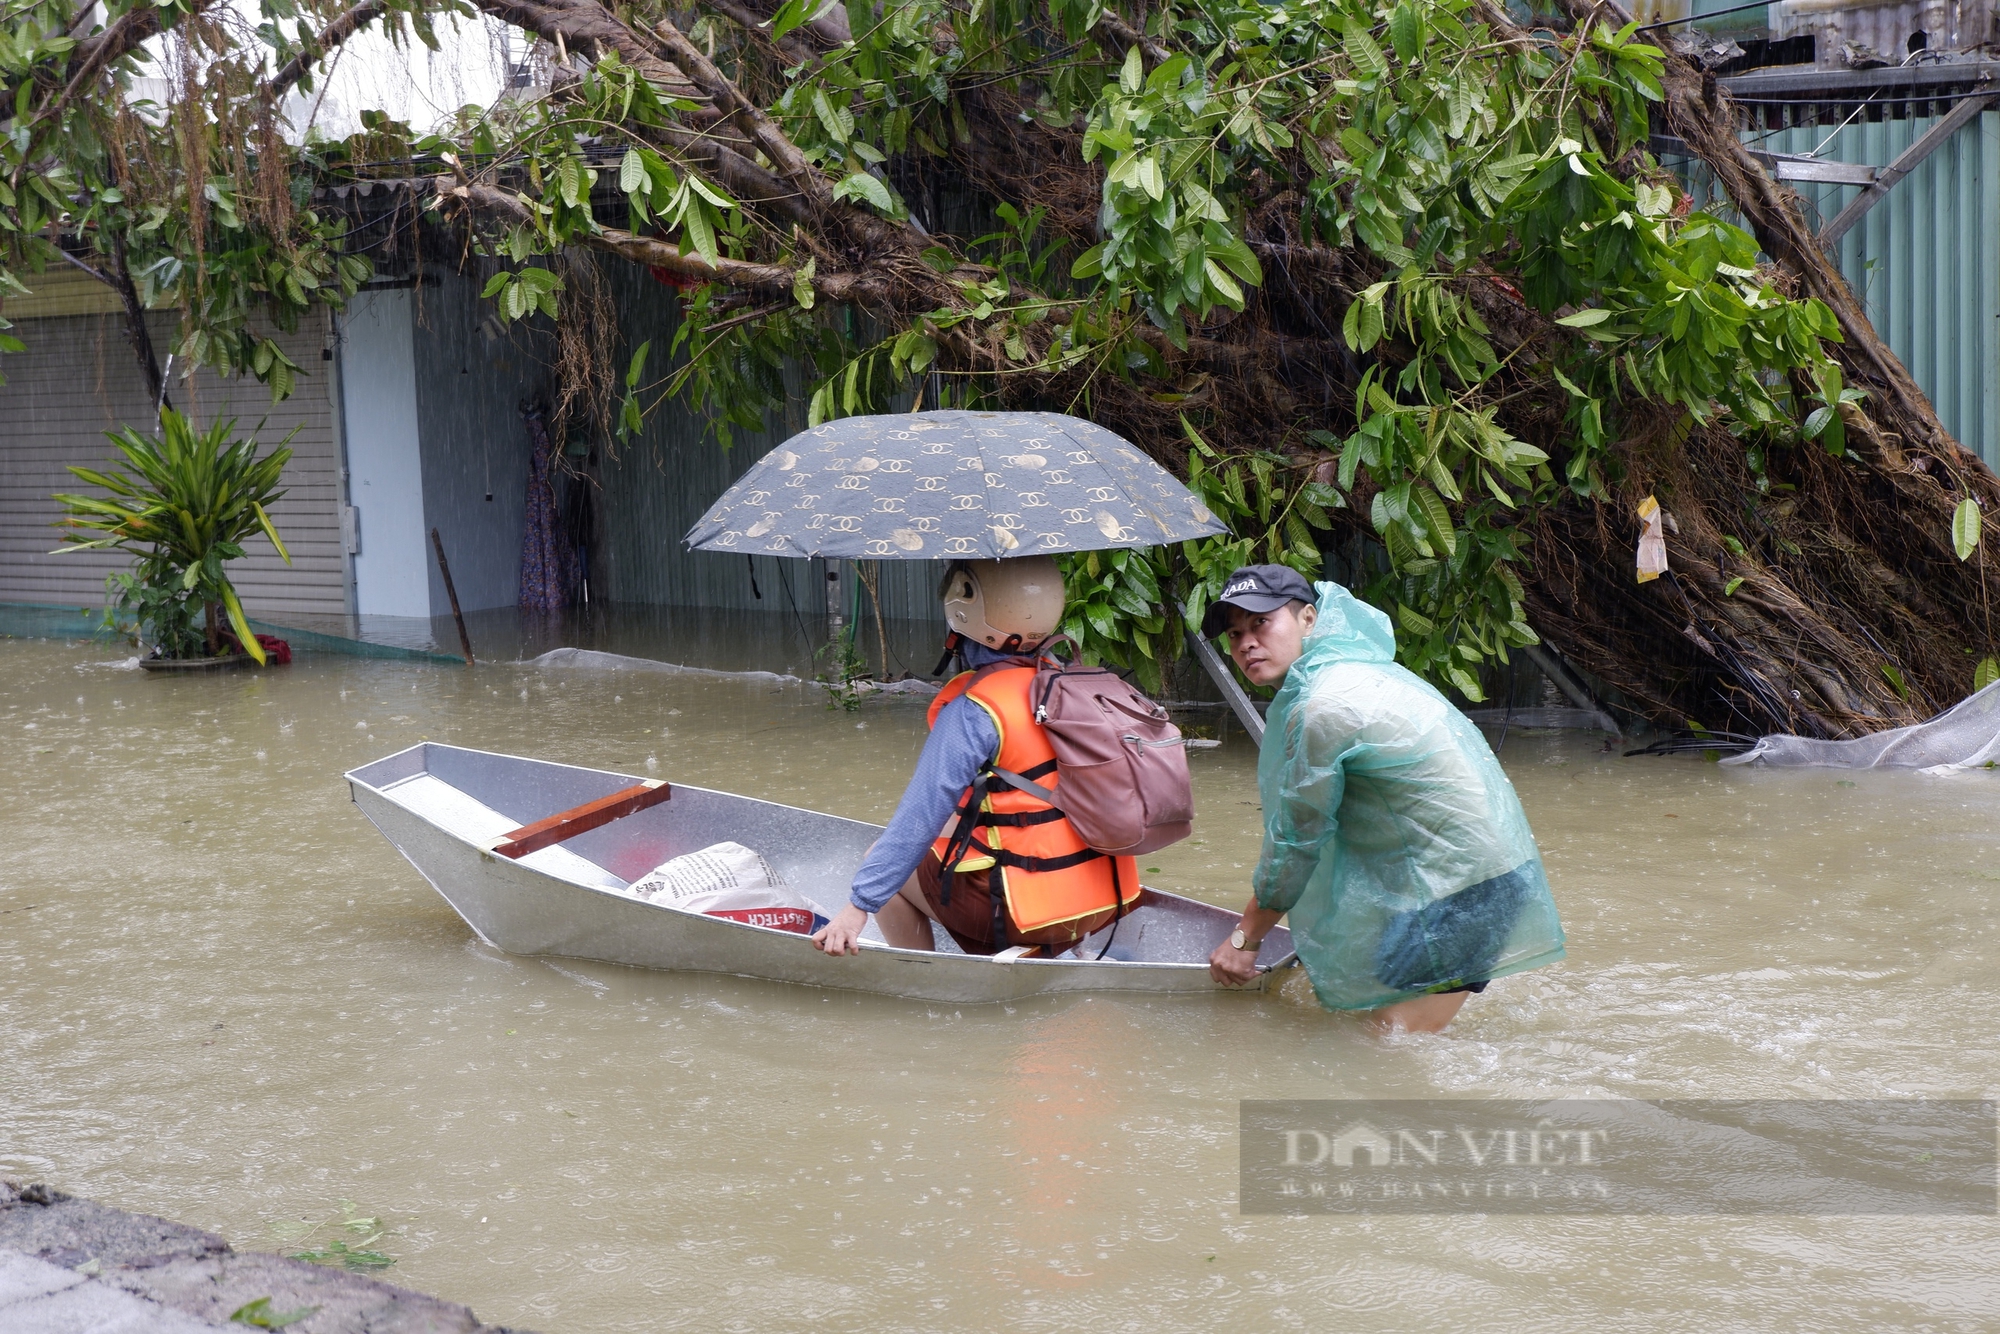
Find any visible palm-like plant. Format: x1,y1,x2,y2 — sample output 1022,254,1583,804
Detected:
53,410,294,663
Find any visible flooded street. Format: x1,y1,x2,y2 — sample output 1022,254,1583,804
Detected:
3,634,1998,1331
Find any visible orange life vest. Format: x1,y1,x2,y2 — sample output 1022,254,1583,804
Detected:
928,663,1141,938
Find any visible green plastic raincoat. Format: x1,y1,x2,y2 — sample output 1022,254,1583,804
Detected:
1253,583,1566,1010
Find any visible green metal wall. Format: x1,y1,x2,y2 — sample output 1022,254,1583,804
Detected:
1688,108,2000,468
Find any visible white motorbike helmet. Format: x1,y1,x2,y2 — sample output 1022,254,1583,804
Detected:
940,556,1065,653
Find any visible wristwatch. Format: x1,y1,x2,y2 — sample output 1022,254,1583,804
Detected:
1230,927,1262,952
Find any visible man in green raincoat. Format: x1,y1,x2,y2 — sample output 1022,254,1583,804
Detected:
1204,566,1566,1032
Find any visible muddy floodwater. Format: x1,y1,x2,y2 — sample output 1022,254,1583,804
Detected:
4,634,1998,1331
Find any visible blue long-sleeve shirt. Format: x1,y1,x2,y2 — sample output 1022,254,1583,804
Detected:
847,644,1012,912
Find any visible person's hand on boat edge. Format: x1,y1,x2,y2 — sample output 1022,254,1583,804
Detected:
1208,940,1259,987
1209,901,1284,986
813,904,871,956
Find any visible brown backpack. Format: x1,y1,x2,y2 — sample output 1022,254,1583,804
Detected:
983,641,1195,857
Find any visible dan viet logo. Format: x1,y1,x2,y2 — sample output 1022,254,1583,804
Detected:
1240,1099,1997,1216
1285,1118,1608,1169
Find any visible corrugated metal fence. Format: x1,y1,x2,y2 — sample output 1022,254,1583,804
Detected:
0,302,347,618
1685,106,2000,468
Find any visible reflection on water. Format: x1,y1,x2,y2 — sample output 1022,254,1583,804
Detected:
2,636,1997,1331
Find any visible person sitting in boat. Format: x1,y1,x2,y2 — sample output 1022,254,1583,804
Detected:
1202,565,1567,1032
812,556,1140,958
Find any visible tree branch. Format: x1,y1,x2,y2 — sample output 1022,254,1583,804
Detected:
1470,0,1542,55
703,0,818,68
1556,0,1958,459
472,0,702,100
643,13,832,210
445,181,882,303
461,0,817,225
266,0,391,101
1095,10,1172,66
108,233,166,408
32,0,217,143
54,247,109,286
644,10,949,273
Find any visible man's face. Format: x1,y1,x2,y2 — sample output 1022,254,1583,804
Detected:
1226,602,1314,686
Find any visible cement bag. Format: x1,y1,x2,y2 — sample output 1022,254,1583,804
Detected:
630,842,828,934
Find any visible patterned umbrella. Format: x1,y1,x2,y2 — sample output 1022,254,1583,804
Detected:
685,411,1228,560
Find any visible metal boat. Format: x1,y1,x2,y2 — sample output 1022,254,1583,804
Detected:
346,742,1295,1004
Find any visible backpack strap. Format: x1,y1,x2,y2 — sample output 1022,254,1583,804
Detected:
935,771,988,907
985,758,1060,808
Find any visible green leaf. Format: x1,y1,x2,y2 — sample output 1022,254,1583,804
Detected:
1445,665,1485,702
1120,44,1144,94
1203,258,1242,305
1952,497,1981,561
252,502,289,564
687,176,736,210
684,205,717,265
219,582,264,664
625,339,652,390
1880,662,1909,702
1413,486,1456,558
230,1297,318,1329
833,171,895,213
792,257,816,310
557,157,586,209
767,0,815,42
619,149,647,194
1975,656,1999,693
1555,307,1611,327
1343,24,1388,79
1180,414,1216,457
1389,2,1424,63
812,88,850,143
1723,576,1744,596
1342,294,1385,352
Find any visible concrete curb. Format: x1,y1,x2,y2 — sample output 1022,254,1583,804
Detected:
0,1181,529,1333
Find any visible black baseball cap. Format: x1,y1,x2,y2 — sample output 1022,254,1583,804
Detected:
1201,564,1315,638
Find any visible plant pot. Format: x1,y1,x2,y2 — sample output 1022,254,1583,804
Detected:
138,653,256,674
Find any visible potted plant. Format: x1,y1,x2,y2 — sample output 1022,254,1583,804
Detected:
53,409,294,666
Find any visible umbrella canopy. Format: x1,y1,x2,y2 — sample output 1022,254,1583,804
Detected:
685,411,1227,560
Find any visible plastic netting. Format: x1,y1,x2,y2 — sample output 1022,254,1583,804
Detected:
1721,681,2000,773
1252,583,1566,1011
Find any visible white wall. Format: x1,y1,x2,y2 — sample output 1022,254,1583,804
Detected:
340,290,431,618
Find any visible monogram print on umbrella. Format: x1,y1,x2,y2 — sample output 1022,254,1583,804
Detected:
684,410,1228,559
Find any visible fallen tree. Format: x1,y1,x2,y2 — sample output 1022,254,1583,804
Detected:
8,0,1996,732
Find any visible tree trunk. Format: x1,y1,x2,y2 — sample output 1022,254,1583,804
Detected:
1514,6,2000,734
109,233,166,413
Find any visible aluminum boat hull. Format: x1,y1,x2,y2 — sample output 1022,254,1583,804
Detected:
345,743,1293,1004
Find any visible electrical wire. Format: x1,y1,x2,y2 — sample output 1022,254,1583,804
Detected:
1636,0,1779,33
